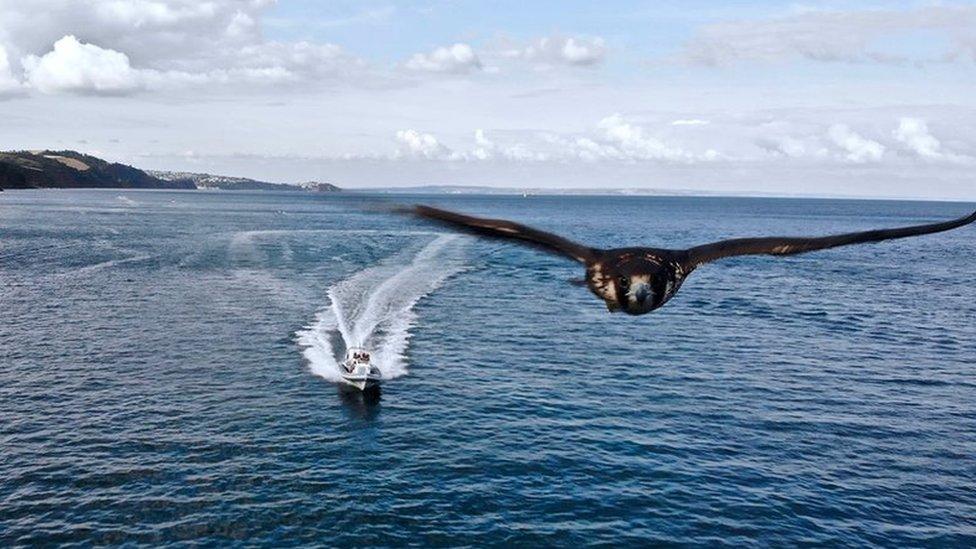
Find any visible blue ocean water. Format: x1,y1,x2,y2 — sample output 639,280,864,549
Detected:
1,189,974,546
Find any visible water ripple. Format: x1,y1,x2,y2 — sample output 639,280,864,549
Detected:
1,191,974,545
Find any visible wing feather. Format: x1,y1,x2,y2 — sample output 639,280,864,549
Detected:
411,205,596,263
684,209,976,268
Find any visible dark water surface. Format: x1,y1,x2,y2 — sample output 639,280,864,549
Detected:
2,190,974,546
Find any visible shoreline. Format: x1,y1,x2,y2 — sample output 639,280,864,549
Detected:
2,186,973,204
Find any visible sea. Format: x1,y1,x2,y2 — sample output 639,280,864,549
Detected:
1,189,974,546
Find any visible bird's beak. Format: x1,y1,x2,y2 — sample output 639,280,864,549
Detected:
631,282,651,306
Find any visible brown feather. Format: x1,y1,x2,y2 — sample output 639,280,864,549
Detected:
684,210,976,268
411,205,597,263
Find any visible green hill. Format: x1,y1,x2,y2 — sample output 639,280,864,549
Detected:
0,150,195,190
0,150,342,192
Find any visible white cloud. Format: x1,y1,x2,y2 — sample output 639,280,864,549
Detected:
390,118,717,165
525,116,720,163
827,124,884,163
503,35,607,67
0,0,364,92
393,128,548,163
0,44,24,94
431,115,974,168
557,37,606,66
893,118,942,159
92,1,225,29
470,129,548,162
1,3,975,200
225,10,258,39
680,6,976,66
889,117,972,164
596,114,708,162
0,0,266,67
395,129,458,160
569,136,619,162
15,32,361,96
472,129,493,160
405,43,481,74
23,35,143,94
233,41,361,80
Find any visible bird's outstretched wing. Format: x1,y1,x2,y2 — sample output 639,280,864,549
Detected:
684,209,976,268
411,205,597,263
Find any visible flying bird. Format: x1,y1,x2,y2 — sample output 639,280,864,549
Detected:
410,205,976,315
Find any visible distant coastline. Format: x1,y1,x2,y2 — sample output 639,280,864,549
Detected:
2,150,971,203
348,184,975,203
0,150,340,193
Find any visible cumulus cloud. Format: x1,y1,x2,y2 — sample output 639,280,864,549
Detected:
395,129,458,160
566,136,619,162
393,128,546,162
595,114,715,162
680,5,976,66
892,117,970,162
0,44,24,94
405,43,481,74
471,129,548,162
0,0,265,66
827,124,884,163
893,118,941,159
526,116,721,163
501,35,607,67
16,30,360,96
389,118,720,165
0,0,363,93
22,35,143,94
472,129,493,160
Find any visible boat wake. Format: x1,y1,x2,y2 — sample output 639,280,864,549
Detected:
296,234,466,384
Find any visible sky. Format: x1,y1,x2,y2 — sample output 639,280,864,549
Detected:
1,0,975,199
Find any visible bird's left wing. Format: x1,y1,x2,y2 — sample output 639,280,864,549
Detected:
683,209,976,268
411,205,597,263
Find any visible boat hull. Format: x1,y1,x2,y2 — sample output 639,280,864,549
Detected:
340,374,381,391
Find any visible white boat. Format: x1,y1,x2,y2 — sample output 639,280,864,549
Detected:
340,347,382,390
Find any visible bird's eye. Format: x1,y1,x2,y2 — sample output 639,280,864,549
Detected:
618,276,629,287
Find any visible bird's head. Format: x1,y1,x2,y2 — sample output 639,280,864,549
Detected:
586,252,666,315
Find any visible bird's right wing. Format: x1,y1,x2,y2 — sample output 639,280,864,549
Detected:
411,205,597,263
683,209,976,268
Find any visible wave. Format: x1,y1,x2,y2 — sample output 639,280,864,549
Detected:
296,234,466,385
227,228,439,266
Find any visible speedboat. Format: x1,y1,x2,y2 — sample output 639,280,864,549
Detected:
340,347,382,390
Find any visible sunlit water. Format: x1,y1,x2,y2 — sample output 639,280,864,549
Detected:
1,190,974,545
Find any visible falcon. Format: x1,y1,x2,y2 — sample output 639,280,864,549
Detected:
410,205,976,315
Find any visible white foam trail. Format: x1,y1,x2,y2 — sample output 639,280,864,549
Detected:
76,253,152,274
296,234,466,384
54,251,153,278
